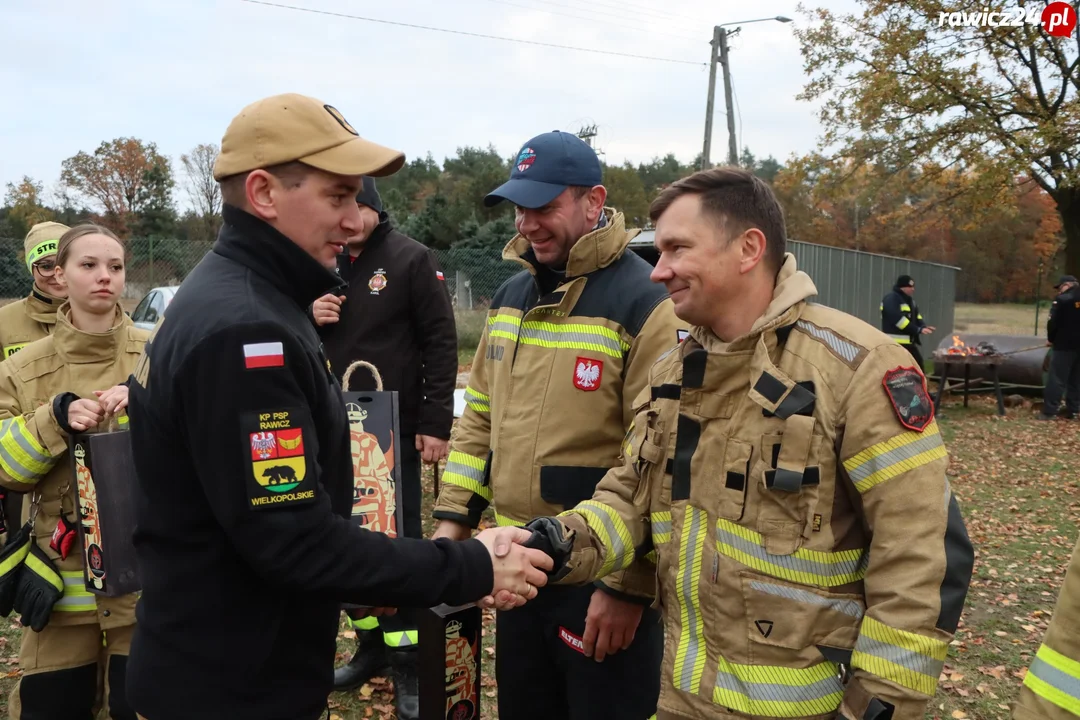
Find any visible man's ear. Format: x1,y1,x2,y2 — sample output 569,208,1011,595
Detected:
245,170,279,221
738,228,768,275
586,185,608,223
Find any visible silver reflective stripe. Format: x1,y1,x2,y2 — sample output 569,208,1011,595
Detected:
854,635,941,679
576,502,632,573
749,581,864,619
444,459,485,484
796,322,859,363
652,518,672,538
518,326,626,356
0,441,38,485
715,523,868,584
8,420,53,467
678,506,706,692
488,320,521,338
845,433,944,485
1029,656,1080,703
715,669,844,708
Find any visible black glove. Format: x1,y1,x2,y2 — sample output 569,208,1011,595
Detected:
14,543,64,631
0,521,32,617
522,516,574,582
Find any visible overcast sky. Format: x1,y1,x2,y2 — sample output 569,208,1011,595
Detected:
1,0,851,211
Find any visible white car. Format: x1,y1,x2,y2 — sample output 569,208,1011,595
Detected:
130,286,178,331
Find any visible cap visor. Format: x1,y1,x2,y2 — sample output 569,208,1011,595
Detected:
301,137,405,178
483,178,567,209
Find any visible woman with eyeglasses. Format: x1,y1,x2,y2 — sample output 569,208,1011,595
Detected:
0,223,147,720
0,222,69,545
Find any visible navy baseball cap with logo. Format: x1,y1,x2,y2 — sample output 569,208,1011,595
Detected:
484,130,603,209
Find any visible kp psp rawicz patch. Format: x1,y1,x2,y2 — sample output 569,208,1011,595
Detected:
882,366,934,432
243,408,317,510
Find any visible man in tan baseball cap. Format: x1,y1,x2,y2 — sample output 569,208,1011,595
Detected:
126,93,553,720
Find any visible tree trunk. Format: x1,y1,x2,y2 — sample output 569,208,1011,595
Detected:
1054,186,1080,277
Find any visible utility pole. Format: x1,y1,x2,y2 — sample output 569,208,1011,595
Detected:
701,26,721,169
718,29,738,167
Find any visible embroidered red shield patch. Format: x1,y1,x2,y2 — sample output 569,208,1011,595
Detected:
882,366,934,432
573,357,603,391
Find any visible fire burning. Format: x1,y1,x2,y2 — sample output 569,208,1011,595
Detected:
940,335,999,358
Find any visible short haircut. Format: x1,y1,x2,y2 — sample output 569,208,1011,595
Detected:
218,161,314,207
649,167,787,272
57,224,124,269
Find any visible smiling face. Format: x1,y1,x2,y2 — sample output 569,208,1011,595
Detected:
31,256,67,298
513,186,606,268
54,233,126,315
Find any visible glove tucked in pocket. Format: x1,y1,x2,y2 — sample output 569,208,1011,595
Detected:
14,543,63,632
0,521,32,617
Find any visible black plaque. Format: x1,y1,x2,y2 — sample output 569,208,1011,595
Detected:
417,604,484,720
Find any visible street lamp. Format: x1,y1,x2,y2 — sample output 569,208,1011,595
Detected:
701,16,793,169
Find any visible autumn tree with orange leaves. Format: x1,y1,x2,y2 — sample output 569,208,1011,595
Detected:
794,0,1080,276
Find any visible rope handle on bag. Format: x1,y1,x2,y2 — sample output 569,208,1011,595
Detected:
342,361,383,392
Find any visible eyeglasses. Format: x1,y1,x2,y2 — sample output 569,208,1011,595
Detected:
32,260,57,277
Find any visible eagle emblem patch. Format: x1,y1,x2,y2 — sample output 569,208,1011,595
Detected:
573,357,603,391
243,409,316,509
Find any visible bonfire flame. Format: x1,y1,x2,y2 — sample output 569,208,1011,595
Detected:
945,335,972,356
940,335,999,358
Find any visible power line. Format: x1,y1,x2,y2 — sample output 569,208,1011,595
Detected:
239,0,706,65
478,0,700,41
731,69,743,164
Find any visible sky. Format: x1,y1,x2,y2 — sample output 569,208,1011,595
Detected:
0,0,851,211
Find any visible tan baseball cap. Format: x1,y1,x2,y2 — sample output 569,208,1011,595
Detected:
24,221,70,271
212,93,405,181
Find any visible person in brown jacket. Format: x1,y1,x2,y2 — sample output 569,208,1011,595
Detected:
0,223,148,719
0,221,69,544
1014,535,1080,718
522,167,975,720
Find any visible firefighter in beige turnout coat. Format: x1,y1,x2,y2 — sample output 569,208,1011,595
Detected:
0,225,147,719
525,168,975,720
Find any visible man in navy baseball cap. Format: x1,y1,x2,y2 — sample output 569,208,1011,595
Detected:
485,130,603,209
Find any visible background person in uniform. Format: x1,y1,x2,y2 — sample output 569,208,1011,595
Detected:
0,223,145,720
523,167,974,720
432,130,686,720
1039,275,1080,421
311,177,457,718
880,274,934,369
123,93,552,720
0,221,69,545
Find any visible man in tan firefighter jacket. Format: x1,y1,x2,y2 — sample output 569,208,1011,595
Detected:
1014,535,1080,718
0,221,69,545
521,167,975,720
432,130,687,719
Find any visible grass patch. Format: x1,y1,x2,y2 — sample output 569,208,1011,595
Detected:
954,302,1047,337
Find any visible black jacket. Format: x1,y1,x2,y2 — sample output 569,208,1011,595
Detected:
320,218,457,439
1048,286,1080,351
881,287,926,345
126,205,493,720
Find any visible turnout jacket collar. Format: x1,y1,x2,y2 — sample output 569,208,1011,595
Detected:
53,303,133,364
216,204,342,310
688,253,818,353
501,208,639,279
25,286,64,325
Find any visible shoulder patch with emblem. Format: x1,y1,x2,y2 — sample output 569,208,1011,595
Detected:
882,366,934,432
243,408,316,509
677,329,690,343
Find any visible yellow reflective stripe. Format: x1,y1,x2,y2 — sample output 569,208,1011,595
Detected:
621,421,635,458
644,550,657,564
713,658,843,717
463,386,490,414
852,616,947,696
651,511,672,545
896,316,911,330
518,321,629,359
443,451,492,502
1024,644,1080,715
0,417,56,484
900,304,912,312
350,614,380,630
0,540,29,576
488,313,522,342
715,518,867,586
917,314,924,320
55,570,96,610
383,629,419,647
494,511,525,527
24,552,63,594
842,422,946,494
563,501,634,577
674,505,708,693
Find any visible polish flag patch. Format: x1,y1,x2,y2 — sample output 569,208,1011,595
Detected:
244,342,284,369
436,271,445,281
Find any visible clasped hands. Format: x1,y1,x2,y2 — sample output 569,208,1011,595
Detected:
66,385,129,432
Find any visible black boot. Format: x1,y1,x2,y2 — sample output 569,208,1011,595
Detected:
333,628,389,692
389,647,420,720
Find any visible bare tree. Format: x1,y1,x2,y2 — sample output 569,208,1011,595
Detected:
179,143,221,218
